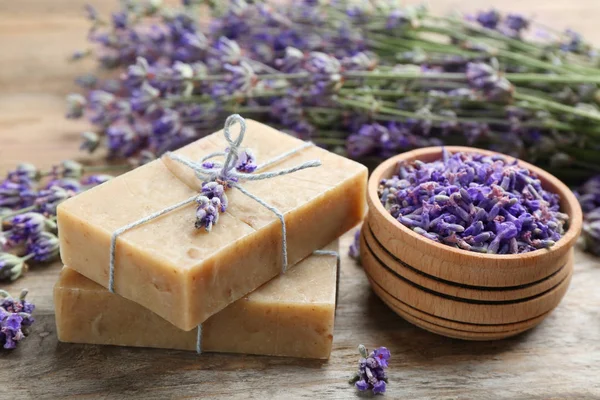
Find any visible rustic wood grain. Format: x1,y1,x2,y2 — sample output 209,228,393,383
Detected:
360,228,574,325
361,222,574,302
1,1,600,399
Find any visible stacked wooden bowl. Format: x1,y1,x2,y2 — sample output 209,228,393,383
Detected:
362,147,583,340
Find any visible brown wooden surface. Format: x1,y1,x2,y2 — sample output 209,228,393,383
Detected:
1,1,600,399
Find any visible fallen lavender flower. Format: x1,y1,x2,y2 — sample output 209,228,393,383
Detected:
349,229,361,260
349,344,391,395
378,149,569,254
0,289,35,350
0,161,117,281
576,175,600,254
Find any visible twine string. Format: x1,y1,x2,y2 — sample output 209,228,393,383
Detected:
105,115,321,355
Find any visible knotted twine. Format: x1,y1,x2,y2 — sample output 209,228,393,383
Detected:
107,114,326,353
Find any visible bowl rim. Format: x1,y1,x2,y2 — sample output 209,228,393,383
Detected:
367,146,583,261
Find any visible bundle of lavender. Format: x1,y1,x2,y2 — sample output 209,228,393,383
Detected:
0,161,114,281
68,1,600,176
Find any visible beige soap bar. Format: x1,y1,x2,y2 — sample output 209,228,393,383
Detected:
58,119,367,331
54,244,339,359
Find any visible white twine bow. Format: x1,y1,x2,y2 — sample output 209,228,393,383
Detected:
107,114,322,354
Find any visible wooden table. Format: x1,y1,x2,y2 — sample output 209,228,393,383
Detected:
1,1,600,398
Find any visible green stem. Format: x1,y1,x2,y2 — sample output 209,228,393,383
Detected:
84,164,130,172
514,92,600,122
505,73,600,84
21,253,35,262
312,138,347,146
0,205,36,221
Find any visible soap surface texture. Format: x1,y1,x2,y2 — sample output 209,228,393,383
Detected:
57,119,366,330
54,244,339,359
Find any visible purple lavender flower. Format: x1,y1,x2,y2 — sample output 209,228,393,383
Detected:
466,62,513,101
0,180,37,209
235,149,257,173
0,289,35,349
475,10,500,29
124,57,150,88
275,47,305,73
304,52,342,95
81,174,113,186
26,232,60,262
6,213,47,245
211,36,242,66
35,185,74,216
7,163,40,182
349,229,361,260
346,123,388,158
350,345,390,395
379,149,568,254
194,195,221,231
560,29,585,53
153,110,182,136
44,178,82,193
112,11,128,29
106,125,142,157
582,209,600,256
129,81,160,112
504,14,529,34
386,9,409,29
223,61,256,94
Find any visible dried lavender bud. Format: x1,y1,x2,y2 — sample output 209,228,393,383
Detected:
350,345,390,395
194,195,220,232
582,208,600,256
35,186,74,216
0,180,37,209
234,148,257,173
80,131,100,153
54,160,84,179
0,289,35,349
0,254,28,281
26,231,60,262
8,164,40,182
6,213,47,245
66,93,86,119
81,174,113,186
379,149,568,254
349,229,361,260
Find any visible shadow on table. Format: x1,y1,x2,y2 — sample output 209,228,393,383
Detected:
362,290,538,364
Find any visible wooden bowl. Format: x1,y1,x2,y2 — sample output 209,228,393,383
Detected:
367,146,582,287
360,230,574,325
362,220,573,302
367,275,553,333
368,278,548,340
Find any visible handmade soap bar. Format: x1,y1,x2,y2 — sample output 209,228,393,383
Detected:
58,119,367,330
54,244,339,359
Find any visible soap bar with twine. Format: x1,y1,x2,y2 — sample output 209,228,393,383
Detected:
57,118,367,331
54,242,339,359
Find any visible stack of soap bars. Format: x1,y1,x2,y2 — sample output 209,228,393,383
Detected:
53,119,367,359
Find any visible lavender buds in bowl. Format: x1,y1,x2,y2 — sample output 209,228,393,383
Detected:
366,146,582,288
379,148,568,255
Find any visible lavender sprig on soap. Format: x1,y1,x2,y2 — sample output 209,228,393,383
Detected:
0,289,35,350
379,149,569,254
349,344,391,395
